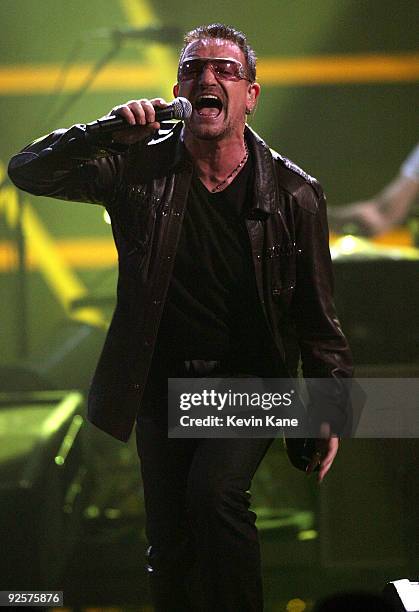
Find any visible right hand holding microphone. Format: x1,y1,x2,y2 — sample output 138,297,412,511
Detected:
87,97,192,145
105,98,168,144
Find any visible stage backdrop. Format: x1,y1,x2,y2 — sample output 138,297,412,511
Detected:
0,0,417,366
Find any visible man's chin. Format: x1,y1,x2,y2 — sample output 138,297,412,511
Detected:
185,121,229,141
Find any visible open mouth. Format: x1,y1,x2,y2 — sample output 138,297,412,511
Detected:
194,95,223,118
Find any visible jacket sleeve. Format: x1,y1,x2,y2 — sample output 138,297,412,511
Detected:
292,183,354,434
7,124,128,207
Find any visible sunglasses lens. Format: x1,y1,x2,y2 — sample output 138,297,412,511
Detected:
179,59,244,81
213,60,241,79
180,60,200,79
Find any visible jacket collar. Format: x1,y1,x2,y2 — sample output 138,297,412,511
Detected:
245,125,277,216
148,121,277,215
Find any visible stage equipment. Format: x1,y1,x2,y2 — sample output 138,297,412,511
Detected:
333,252,419,365
90,25,182,44
319,438,418,570
0,391,87,589
383,579,419,612
0,320,106,392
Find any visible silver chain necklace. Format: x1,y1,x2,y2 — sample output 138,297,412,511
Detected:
210,143,249,193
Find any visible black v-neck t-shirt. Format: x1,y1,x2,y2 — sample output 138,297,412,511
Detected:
153,155,276,370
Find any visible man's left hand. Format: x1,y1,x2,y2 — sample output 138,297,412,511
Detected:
306,423,339,483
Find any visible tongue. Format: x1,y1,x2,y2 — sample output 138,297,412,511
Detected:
197,107,220,118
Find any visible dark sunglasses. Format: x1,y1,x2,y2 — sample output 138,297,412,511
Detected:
178,57,250,82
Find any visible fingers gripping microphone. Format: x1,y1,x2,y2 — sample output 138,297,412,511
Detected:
86,97,192,135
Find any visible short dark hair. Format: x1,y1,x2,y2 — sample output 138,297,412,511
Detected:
179,23,257,82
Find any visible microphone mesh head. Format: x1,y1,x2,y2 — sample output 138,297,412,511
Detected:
173,97,192,120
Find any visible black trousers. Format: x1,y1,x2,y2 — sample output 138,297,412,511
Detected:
135,360,274,612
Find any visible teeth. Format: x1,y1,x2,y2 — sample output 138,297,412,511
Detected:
194,94,223,115
197,95,220,101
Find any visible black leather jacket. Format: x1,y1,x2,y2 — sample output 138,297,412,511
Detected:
8,121,353,441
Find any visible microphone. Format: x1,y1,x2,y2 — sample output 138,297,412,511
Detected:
86,97,192,135
89,25,182,45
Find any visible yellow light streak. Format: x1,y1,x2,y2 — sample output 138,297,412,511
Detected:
0,53,417,94
0,163,107,328
120,0,156,24
0,64,162,94
118,0,176,102
0,228,415,273
0,237,117,270
257,53,419,84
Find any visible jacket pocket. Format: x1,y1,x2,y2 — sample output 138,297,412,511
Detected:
268,242,297,298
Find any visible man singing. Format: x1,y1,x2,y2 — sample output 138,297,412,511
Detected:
8,23,352,612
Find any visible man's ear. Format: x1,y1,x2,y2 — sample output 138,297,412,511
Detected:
173,83,179,97
246,82,261,114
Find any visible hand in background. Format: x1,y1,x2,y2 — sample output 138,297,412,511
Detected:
328,172,418,237
328,199,389,236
